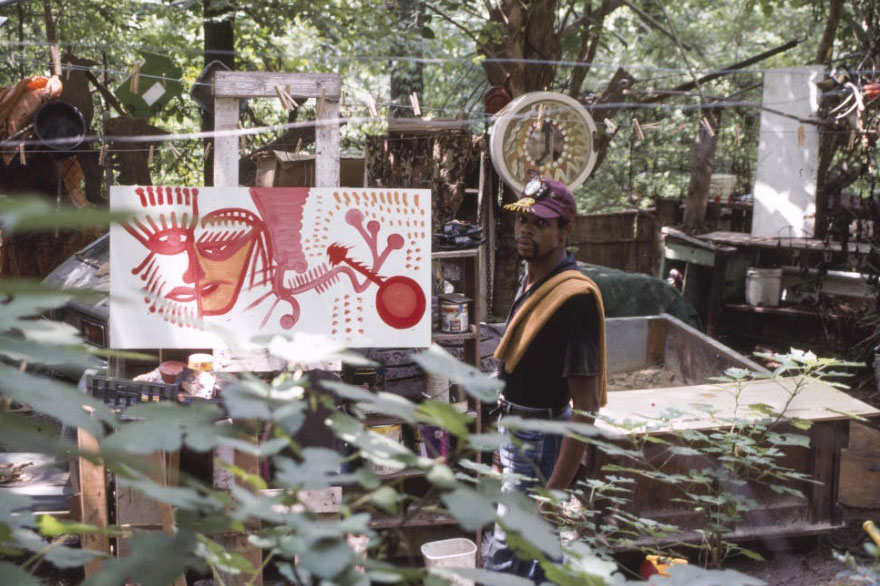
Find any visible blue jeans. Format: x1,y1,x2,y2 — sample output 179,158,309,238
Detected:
483,404,571,583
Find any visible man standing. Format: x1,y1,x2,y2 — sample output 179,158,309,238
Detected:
484,177,607,581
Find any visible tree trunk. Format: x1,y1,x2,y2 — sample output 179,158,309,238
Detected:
387,0,424,117
682,110,720,234
202,0,235,186
812,0,844,239
491,183,521,317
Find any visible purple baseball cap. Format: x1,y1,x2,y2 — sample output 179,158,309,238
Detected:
503,177,576,225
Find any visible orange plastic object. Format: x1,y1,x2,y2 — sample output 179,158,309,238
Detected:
639,555,688,579
25,76,49,90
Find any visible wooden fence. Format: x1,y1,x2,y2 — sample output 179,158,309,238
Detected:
570,209,658,275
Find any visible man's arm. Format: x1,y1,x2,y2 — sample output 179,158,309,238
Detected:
545,374,599,490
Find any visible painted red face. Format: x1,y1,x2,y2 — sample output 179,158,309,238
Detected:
124,187,265,321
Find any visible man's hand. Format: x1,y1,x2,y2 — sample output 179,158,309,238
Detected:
545,375,599,490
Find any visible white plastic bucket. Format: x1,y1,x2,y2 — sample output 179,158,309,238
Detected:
745,267,782,307
421,538,477,586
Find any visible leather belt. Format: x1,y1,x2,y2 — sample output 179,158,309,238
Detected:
497,397,567,419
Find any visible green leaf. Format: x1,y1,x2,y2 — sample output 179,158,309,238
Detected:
100,401,227,454
413,345,503,403
298,536,354,579
789,417,813,431
0,196,133,234
440,486,496,531
195,534,257,574
435,568,535,586
420,26,435,39
274,448,349,490
322,380,417,422
667,445,703,457
417,399,471,438
81,530,197,586
0,562,40,586
0,364,116,437
38,515,123,537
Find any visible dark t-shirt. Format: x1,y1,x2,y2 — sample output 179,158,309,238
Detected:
500,255,601,410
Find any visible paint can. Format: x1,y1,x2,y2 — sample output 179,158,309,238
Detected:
366,424,405,475
439,293,470,333
417,424,449,462
342,364,385,391
423,373,450,402
187,353,214,372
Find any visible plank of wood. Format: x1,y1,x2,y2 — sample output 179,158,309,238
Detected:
213,97,240,186
315,99,340,188
847,422,880,454
77,428,109,577
839,447,880,508
214,72,341,99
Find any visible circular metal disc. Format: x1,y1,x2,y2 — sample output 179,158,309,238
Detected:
489,91,598,194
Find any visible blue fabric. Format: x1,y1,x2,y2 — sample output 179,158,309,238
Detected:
483,406,571,583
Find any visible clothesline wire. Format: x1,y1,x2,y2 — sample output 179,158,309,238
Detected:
5,38,880,78
0,56,861,130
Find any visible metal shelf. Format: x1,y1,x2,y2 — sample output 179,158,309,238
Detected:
431,324,479,342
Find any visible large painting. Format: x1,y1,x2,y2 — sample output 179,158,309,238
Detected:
110,186,431,349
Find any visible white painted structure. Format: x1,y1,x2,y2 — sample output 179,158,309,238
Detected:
751,67,823,238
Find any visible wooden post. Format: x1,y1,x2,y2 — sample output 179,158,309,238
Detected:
213,72,341,188
77,428,110,578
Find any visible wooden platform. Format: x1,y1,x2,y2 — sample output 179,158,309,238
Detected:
598,377,880,435
590,377,880,540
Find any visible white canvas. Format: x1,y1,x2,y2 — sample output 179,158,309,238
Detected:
752,66,822,238
110,186,432,349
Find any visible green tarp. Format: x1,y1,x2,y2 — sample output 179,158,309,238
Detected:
579,262,701,329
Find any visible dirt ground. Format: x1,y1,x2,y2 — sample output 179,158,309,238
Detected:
607,365,684,391
721,514,878,586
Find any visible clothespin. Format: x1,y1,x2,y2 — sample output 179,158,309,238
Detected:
203,141,212,161
168,141,181,158
797,125,806,147
274,84,299,111
734,124,741,146
701,116,715,137
130,61,141,94
18,144,26,166
537,104,546,129
147,144,154,164
237,122,246,151
365,92,378,118
65,61,71,80
274,84,290,110
161,73,167,89
316,88,326,117
632,117,644,141
295,137,302,153
604,118,617,133
410,92,421,117
98,144,108,166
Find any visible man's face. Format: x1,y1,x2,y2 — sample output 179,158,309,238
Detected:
514,212,569,262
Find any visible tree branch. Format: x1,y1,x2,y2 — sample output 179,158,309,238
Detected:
618,0,691,51
644,39,800,103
